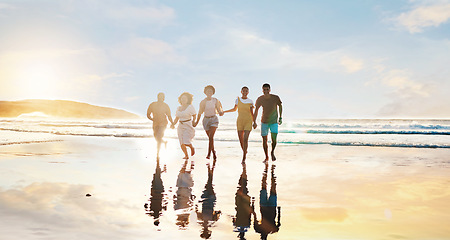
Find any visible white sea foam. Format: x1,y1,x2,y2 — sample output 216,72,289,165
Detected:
1,118,449,148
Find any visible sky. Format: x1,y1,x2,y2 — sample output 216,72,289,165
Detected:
1,0,450,119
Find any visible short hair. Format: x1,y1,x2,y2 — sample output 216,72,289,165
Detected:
178,92,193,105
157,92,165,100
204,85,215,94
241,86,249,90
262,83,271,89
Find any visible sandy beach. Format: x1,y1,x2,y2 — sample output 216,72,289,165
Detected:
1,134,450,240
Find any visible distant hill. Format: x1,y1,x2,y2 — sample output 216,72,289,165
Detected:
0,99,142,119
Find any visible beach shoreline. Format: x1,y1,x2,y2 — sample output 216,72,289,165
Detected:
1,134,450,239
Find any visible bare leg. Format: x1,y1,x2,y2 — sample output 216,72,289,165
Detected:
156,140,162,158
181,144,189,159
237,130,245,151
154,126,166,158
186,144,195,156
242,130,250,162
271,133,277,161
262,135,269,162
206,127,217,160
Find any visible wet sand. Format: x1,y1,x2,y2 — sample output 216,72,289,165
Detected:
1,135,450,240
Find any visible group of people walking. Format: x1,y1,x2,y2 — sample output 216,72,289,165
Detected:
147,83,283,162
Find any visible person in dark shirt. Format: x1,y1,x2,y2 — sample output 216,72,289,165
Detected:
254,83,283,161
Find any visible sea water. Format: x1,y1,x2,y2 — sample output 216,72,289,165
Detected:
1,117,449,148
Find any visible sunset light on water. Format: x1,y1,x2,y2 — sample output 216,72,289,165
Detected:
1,0,450,239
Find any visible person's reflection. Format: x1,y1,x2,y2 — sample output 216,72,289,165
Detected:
144,157,167,226
252,162,281,239
233,163,254,239
174,159,195,230
195,160,221,239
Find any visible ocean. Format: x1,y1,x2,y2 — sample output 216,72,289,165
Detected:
2,117,449,148
1,116,450,240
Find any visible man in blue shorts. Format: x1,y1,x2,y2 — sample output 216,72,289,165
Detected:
254,83,283,161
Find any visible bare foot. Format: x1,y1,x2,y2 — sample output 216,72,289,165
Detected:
190,146,195,156
183,155,189,159
271,151,276,161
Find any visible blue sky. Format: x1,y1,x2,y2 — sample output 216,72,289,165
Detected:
1,0,449,118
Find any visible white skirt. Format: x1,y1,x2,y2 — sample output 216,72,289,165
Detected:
177,121,195,145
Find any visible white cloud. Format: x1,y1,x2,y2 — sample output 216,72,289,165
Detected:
371,64,450,117
395,2,450,33
380,69,430,97
0,3,14,10
340,56,364,73
111,37,185,65
213,28,364,74
106,5,175,24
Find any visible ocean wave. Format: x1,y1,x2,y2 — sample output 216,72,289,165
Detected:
280,141,450,149
0,140,63,146
306,130,450,135
39,123,150,129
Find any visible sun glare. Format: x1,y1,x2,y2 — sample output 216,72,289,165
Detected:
18,62,60,99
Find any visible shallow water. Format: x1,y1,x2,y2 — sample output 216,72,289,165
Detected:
0,136,450,239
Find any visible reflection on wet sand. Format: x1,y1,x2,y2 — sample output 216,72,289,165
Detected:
233,163,254,239
174,159,195,229
195,160,221,239
144,157,167,226
253,162,281,240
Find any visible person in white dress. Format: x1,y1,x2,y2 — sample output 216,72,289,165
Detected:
171,92,197,159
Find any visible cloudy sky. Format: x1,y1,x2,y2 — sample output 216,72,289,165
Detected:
1,0,449,119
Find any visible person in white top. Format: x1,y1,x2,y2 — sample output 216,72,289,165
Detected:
194,85,223,160
172,92,197,159
223,86,257,162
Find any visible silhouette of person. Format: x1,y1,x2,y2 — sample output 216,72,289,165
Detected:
147,92,174,158
174,159,195,229
195,160,221,239
233,163,254,239
252,162,281,239
254,83,283,161
194,85,224,160
171,92,196,159
223,86,257,163
144,157,167,226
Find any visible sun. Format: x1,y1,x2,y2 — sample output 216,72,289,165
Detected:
17,61,61,99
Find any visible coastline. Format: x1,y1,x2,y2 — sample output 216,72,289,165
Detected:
0,134,450,239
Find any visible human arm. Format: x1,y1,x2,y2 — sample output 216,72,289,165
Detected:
166,104,174,125
146,104,153,121
171,116,179,129
216,99,224,116
253,105,260,129
194,100,205,127
223,104,238,113
250,106,257,129
278,103,283,125
192,114,197,126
